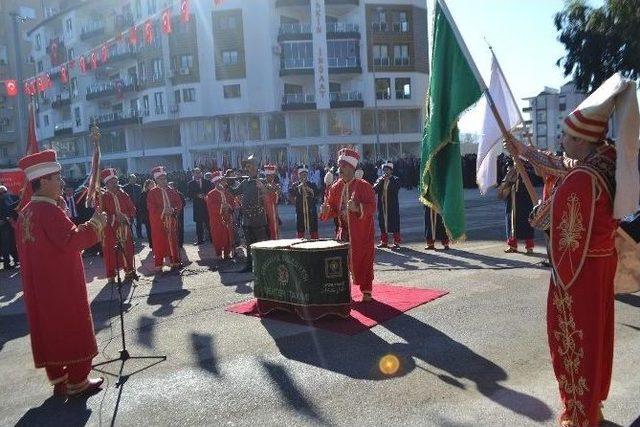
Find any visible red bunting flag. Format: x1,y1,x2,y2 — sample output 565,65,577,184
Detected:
23,81,30,95
4,80,18,97
45,73,52,89
91,51,98,69
129,26,138,45
60,65,68,83
36,76,45,92
214,0,224,5
79,55,87,73
101,44,108,63
26,79,36,96
144,20,154,44
162,9,172,34
181,0,190,23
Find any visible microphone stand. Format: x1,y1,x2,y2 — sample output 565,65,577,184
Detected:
92,241,166,386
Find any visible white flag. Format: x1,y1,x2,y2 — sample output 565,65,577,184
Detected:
476,53,522,194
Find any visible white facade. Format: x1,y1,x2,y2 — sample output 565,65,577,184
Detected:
27,0,429,178
522,82,586,153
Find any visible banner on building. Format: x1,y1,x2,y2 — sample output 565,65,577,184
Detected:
311,0,330,109
0,168,26,195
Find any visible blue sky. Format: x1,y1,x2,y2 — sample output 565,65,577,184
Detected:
427,0,601,133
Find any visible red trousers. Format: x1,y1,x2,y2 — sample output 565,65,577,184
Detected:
45,360,92,386
547,254,616,426
507,237,534,249
380,233,401,245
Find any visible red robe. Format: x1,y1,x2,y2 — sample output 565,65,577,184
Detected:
547,148,617,426
102,189,136,278
16,196,101,368
147,186,183,267
321,178,376,293
206,187,237,256
263,190,279,240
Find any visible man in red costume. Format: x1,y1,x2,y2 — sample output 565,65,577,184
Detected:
262,164,280,240
16,150,107,397
320,148,376,302
101,168,137,283
147,166,184,272
508,73,639,427
206,171,237,259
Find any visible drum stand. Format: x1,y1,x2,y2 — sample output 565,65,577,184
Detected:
92,242,166,386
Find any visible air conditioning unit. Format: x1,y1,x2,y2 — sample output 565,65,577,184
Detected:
179,67,190,75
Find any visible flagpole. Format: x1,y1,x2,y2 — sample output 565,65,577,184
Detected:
437,0,538,204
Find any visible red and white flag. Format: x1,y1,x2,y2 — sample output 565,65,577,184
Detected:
4,80,18,97
162,9,172,34
180,0,190,23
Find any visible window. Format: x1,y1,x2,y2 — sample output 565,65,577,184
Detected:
223,84,241,98
328,110,353,136
44,115,49,127
174,89,181,104
537,96,547,109
399,109,420,133
282,42,313,69
395,78,411,99
393,45,409,66
182,88,195,102
361,109,420,134
37,60,43,72
218,15,237,30
152,58,163,79
142,95,149,115
537,123,547,135
289,112,321,138
0,45,8,65
66,18,73,33
373,45,389,66
154,92,164,114
393,11,409,32
375,78,391,100
536,110,547,123
74,107,81,127
35,34,42,51
70,77,78,97
237,115,261,140
218,117,231,142
0,146,7,158
173,54,193,74
130,98,139,113
327,40,359,68
559,95,566,111
373,8,387,31
222,50,238,66
267,113,286,139
537,136,547,148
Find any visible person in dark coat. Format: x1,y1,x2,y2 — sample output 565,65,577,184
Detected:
122,174,143,239
0,186,19,269
497,163,535,254
424,206,449,250
168,182,186,248
139,179,155,248
373,161,401,248
187,168,212,245
290,165,319,239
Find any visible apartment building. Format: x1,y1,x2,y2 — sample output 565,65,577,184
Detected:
522,81,586,153
28,0,428,178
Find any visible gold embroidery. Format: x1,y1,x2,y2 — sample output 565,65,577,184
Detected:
552,287,588,426
21,209,35,244
558,194,586,252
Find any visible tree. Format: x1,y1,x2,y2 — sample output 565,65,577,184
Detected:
555,0,640,92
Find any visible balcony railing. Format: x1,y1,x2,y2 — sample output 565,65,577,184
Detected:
371,21,409,33
326,22,359,33
373,57,412,67
282,93,315,105
54,120,73,136
328,57,359,68
138,73,165,89
329,91,362,102
279,22,312,35
51,92,72,109
80,21,106,40
108,45,138,63
86,76,137,100
282,57,313,70
90,110,142,128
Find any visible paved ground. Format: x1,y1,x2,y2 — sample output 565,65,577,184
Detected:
1,189,639,427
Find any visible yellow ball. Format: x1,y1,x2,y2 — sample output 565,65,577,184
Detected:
379,354,400,376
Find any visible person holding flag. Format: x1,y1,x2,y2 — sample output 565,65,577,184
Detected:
16,149,107,397
147,166,184,272
508,73,639,427
206,171,237,259
292,165,319,240
101,168,137,283
373,161,401,248
321,148,376,302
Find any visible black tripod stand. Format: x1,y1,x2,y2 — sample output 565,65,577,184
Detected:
93,241,166,386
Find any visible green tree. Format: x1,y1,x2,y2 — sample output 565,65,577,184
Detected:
555,0,640,92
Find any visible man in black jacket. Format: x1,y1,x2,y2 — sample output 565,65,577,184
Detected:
373,161,402,248
187,168,212,245
122,174,143,239
0,186,19,270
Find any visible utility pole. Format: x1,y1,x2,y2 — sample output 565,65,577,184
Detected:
10,12,28,156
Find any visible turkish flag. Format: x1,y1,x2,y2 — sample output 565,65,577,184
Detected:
36,76,45,92
144,20,154,44
60,65,68,84
162,9,172,34
27,80,36,96
5,80,18,97
23,81,30,96
45,73,52,89
101,44,108,63
79,55,87,73
91,51,98,69
129,26,138,45
181,0,190,23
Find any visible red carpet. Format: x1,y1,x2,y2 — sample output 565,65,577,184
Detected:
225,283,448,335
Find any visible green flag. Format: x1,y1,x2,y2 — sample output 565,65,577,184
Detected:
420,0,483,241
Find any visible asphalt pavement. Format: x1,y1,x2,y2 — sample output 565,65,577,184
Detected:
1,188,638,426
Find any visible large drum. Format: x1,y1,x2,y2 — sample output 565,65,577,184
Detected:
251,239,351,320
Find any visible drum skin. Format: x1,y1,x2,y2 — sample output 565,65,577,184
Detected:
252,239,351,320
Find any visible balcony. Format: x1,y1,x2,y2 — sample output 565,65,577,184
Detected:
330,91,363,108
108,45,138,64
138,73,165,90
372,57,412,69
51,93,72,109
53,120,73,137
80,21,105,41
90,110,142,128
280,57,314,76
278,23,312,41
282,93,316,111
371,21,409,33
86,76,137,101
328,57,361,73
326,22,360,39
